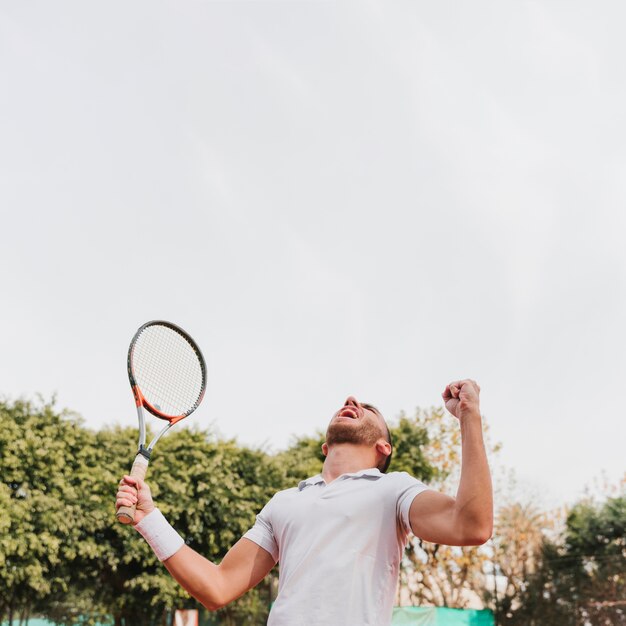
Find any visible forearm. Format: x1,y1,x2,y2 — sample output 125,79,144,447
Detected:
454,413,493,542
134,511,275,610
163,546,226,611
118,481,274,609
134,510,226,610
164,538,275,610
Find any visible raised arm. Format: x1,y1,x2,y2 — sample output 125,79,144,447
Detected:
409,380,493,546
116,476,276,611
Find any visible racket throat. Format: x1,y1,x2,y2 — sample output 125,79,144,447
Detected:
138,444,152,460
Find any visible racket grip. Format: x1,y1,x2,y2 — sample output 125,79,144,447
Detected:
116,453,149,525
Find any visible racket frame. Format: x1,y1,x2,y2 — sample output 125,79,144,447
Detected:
117,320,206,524
128,320,207,459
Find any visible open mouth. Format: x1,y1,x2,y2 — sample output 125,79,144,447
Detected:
338,407,359,419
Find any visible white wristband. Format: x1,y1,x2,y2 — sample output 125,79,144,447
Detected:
135,508,185,562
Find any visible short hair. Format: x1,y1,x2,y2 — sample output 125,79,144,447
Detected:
362,403,393,473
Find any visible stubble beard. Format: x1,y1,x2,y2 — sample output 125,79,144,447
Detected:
326,419,382,447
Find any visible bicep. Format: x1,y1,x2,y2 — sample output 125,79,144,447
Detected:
408,490,465,546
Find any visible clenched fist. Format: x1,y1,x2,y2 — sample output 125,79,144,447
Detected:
442,379,481,422
116,475,155,525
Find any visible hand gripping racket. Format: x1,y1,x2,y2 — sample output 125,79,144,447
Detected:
116,320,207,524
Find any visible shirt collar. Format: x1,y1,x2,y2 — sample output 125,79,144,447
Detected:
298,468,382,490
297,474,325,490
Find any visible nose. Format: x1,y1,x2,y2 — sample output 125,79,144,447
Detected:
344,396,359,407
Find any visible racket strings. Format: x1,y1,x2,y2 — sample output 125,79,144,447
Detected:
131,325,205,417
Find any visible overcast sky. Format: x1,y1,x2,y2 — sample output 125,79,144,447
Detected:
1,1,624,509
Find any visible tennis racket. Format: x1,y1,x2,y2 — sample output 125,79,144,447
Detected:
116,320,207,524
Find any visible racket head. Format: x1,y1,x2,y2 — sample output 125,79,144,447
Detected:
127,320,207,424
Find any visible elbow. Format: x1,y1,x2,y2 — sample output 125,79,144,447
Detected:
454,514,492,546
196,585,229,612
462,524,492,546
456,506,493,546
196,564,240,612
467,533,492,546
201,594,228,612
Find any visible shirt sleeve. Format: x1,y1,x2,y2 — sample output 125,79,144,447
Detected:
243,498,279,562
395,472,431,534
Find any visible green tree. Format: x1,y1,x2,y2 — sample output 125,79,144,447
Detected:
0,399,287,626
0,399,101,625
389,409,437,481
501,490,626,626
566,495,626,622
273,433,326,484
71,426,285,626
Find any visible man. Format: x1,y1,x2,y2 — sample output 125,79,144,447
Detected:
116,379,492,625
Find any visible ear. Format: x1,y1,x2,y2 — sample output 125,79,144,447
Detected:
322,442,328,457
375,439,391,460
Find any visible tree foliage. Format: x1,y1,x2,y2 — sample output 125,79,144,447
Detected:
0,399,101,625
3,397,622,626
0,400,285,626
492,489,626,626
273,433,326,484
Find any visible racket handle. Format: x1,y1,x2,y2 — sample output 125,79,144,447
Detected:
116,453,149,525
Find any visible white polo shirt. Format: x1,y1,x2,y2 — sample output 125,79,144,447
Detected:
243,469,429,626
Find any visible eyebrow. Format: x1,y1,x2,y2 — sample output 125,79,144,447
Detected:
361,402,381,416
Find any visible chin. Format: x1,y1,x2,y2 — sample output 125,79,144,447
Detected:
326,421,378,447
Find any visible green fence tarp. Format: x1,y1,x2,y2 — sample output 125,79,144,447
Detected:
4,608,494,626
1,622,58,626
392,607,495,626
1,621,112,626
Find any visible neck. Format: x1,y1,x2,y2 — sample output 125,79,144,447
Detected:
322,443,378,482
